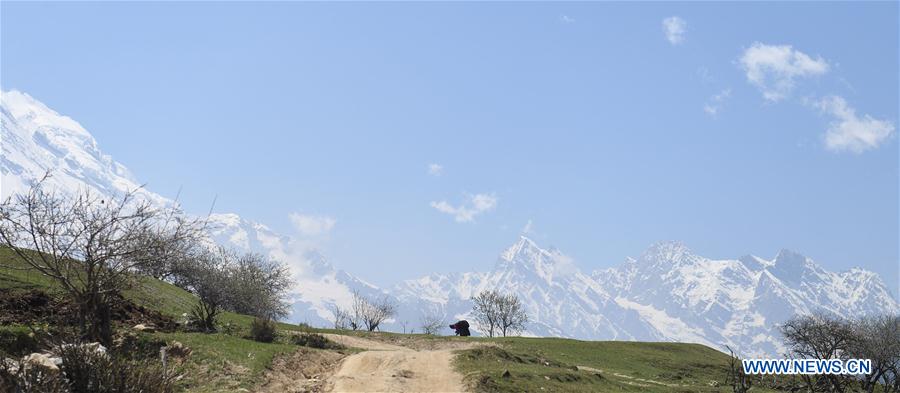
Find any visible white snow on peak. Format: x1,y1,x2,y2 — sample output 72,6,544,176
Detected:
1,90,165,206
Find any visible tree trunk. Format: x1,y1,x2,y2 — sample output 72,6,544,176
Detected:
79,292,113,347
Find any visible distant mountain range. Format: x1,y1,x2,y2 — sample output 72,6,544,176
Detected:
3,89,897,357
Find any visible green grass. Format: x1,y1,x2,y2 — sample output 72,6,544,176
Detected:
0,246,311,392
454,337,779,393
152,332,297,393
0,247,64,291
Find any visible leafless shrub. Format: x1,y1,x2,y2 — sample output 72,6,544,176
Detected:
329,304,352,330
0,177,203,346
420,308,445,335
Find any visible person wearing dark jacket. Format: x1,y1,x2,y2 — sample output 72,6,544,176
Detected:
449,320,470,336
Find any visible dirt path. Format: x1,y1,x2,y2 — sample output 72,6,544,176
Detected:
257,347,345,393
323,334,474,393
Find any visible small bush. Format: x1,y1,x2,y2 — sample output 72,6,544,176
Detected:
249,318,277,343
0,343,175,393
290,333,343,350
111,331,168,361
58,343,176,393
0,325,40,357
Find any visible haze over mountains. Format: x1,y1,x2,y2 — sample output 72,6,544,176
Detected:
2,89,897,357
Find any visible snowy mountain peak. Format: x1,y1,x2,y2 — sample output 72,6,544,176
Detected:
1,89,166,206
638,240,697,266
773,248,810,265
1,90,92,140
739,254,772,271
768,249,820,284
500,235,546,261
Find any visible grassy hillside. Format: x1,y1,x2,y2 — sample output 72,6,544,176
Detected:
0,247,310,392
2,247,773,392
454,337,751,392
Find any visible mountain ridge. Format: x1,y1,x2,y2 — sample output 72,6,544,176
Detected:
2,89,897,357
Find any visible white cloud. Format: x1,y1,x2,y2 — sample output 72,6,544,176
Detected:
814,96,894,153
289,213,336,236
703,88,732,117
559,15,575,24
430,193,498,223
427,163,443,176
662,16,686,45
739,42,829,102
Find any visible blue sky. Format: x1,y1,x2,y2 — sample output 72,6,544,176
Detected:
2,2,897,293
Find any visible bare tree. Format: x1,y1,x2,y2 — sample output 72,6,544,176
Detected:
472,290,500,337
364,295,397,332
330,304,351,330
472,290,528,337
349,290,397,332
496,292,528,337
420,308,445,335
781,312,854,392
848,315,900,393
0,179,202,345
349,291,366,331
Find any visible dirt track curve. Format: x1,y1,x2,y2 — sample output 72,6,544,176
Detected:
322,334,474,393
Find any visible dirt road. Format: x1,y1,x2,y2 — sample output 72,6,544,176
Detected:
322,334,473,393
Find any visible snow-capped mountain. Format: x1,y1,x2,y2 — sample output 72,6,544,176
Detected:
596,242,900,356
0,90,169,207
397,237,898,356
0,89,377,326
394,236,663,342
3,89,897,357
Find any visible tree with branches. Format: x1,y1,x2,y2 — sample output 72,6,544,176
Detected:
343,290,396,332
420,307,445,335
781,312,856,393
848,315,900,393
472,290,500,337
329,304,352,330
496,292,528,337
471,290,527,337
0,178,203,345
227,252,293,320
181,247,232,332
